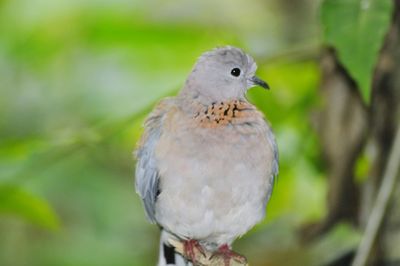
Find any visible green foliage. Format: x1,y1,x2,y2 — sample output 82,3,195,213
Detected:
355,152,370,183
0,183,59,230
321,0,393,103
309,223,361,266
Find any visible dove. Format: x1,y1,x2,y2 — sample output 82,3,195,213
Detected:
135,46,278,266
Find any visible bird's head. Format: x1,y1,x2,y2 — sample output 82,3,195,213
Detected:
180,46,269,105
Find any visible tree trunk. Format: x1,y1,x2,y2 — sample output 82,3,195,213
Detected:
364,0,400,264
303,49,368,240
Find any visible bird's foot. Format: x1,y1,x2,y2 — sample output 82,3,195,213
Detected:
211,244,247,266
183,239,206,265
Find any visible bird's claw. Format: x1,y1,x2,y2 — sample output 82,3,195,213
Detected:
183,239,206,265
211,244,247,266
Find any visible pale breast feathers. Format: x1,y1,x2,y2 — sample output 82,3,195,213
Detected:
135,99,279,223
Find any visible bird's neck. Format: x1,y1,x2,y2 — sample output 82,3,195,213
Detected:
177,97,260,128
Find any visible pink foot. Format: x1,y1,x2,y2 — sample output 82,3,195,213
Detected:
183,239,206,265
211,244,247,266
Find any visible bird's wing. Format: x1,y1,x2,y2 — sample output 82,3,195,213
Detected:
269,128,279,180
135,99,170,223
265,123,279,203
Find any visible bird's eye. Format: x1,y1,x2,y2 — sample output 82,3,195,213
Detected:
230,68,241,77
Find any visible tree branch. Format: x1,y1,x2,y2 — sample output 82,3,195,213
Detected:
352,122,400,266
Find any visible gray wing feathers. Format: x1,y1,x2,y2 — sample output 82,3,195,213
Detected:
265,125,279,203
135,104,166,223
269,128,279,179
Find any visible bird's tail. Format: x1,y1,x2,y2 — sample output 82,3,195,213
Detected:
158,230,191,266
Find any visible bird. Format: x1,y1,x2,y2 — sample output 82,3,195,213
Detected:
135,46,278,266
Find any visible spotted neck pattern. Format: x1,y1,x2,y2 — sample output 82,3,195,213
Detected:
193,100,259,128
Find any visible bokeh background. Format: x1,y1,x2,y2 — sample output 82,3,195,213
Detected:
1,0,396,265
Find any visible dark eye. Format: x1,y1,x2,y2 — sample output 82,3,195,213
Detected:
230,68,241,77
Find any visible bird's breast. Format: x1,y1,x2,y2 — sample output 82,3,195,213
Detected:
154,102,275,244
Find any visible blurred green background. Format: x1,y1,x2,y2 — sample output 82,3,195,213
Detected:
0,0,364,265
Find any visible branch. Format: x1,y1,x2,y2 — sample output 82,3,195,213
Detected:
168,239,249,266
352,123,400,266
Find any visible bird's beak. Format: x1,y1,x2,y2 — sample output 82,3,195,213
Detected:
250,76,270,90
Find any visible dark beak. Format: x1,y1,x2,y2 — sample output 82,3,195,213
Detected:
251,76,270,90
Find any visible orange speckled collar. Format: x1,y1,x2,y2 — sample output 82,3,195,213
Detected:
193,100,257,128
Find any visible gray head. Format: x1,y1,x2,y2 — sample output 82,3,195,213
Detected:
180,46,269,105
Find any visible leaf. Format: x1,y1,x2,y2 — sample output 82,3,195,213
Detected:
0,184,60,230
309,223,361,266
321,0,393,103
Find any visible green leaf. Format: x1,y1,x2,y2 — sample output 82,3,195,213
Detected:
309,223,361,266
321,0,393,103
0,184,60,230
